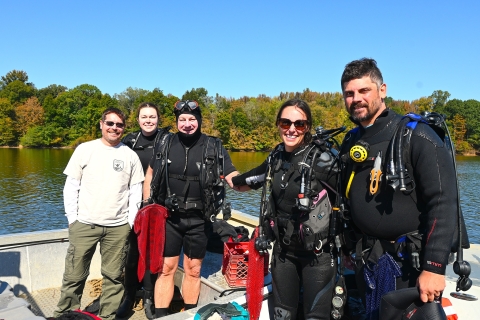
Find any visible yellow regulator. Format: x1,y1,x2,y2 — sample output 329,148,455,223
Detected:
349,144,368,162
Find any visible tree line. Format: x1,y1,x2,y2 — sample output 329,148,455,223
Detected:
1,69,479,154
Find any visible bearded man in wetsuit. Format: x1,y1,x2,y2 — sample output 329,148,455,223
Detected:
142,100,239,318
338,58,457,318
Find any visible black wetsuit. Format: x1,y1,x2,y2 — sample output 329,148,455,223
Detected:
339,109,457,293
121,130,164,296
149,133,236,259
232,143,338,320
123,130,160,172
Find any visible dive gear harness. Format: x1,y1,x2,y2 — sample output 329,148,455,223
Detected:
149,133,231,222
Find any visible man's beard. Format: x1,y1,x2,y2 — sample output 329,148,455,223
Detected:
349,99,382,123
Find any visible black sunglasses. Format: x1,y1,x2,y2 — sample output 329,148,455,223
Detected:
174,100,199,112
277,118,309,130
103,120,125,129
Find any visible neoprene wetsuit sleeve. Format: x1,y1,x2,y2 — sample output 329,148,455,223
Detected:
410,123,457,275
232,159,268,190
221,145,237,176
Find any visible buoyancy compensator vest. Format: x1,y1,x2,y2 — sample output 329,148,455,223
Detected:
263,126,344,252
339,111,473,293
149,133,231,221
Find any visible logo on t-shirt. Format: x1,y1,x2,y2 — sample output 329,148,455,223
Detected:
113,159,124,172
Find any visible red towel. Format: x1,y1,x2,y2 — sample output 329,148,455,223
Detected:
134,204,169,282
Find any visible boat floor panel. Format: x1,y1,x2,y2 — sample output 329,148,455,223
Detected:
20,280,150,320
20,271,241,320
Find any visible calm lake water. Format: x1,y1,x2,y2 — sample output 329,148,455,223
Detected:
0,149,479,244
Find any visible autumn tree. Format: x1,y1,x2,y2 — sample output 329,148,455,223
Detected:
15,97,45,136
412,96,433,113
451,114,469,153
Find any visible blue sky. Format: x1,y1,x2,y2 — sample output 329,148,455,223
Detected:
1,1,479,102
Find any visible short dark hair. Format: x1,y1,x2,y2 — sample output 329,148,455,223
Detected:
136,102,159,119
341,58,383,91
101,107,126,124
276,99,313,144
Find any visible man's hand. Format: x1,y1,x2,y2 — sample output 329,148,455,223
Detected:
233,185,252,192
417,270,446,302
225,171,241,189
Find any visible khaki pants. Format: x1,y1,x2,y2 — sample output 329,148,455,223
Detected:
54,221,130,320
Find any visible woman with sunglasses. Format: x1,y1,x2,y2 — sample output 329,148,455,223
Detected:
117,102,170,319
142,100,239,318
232,99,338,320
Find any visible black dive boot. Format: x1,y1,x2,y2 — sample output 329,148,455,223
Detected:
144,290,155,320
116,290,136,318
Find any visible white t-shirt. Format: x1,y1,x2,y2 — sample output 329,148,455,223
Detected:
63,139,144,226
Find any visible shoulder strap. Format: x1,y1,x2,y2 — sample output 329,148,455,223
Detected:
201,135,231,221
150,132,173,202
121,131,141,148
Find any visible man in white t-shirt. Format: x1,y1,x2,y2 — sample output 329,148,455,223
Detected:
53,108,145,320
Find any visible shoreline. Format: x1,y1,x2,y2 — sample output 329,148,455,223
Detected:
0,145,73,149
1,145,478,155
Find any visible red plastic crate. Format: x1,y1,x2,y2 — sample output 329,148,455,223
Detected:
222,241,269,288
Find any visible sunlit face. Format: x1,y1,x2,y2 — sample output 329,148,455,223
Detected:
177,113,199,135
100,113,125,146
342,76,387,127
137,107,158,136
278,106,309,152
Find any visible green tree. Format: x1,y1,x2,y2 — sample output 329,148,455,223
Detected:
429,90,450,113
232,107,252,134
114,87,149,117
0,70,33,88
69,93,119,145
48,84,103,131
443,99,464,119
182,88,212,109
0,80,36,105
142,89,178,120
215,111,232,146
36,84,67,105
0,97,18,145
0,97,15,118
463,99,480,148
20,124,65,147
0,117,16,145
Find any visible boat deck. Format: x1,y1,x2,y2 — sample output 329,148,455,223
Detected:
20,266,240,319
1,213,479,319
